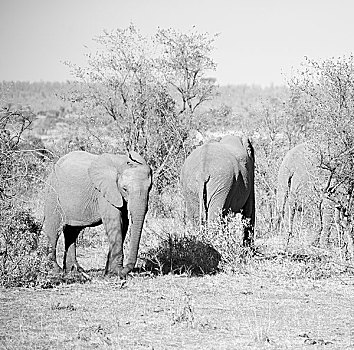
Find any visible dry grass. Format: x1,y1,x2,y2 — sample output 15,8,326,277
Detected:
1,223,354,349
1,270,353,349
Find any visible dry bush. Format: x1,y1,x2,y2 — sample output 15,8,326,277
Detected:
141,213,255,276
288,55,354,260
201,213,254,272
0,207,47,287
142,221,221,276
0,103,51,287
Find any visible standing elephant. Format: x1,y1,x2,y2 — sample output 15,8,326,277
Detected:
44,150,152,278
276,143,334,247
181,135,255,246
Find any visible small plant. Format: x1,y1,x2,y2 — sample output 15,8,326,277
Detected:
201,213,254,272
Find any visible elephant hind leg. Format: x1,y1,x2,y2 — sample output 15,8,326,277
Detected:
63,225,83,273
287,203,298,247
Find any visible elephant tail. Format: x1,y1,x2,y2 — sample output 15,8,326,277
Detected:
198,174,210,227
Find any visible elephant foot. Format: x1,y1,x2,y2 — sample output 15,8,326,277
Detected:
47,258,63,275
65,261,83,273
65,264,91,282
104,265,132,280
104,270,126,280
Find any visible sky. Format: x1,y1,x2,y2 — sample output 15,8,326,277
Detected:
1,0,354,86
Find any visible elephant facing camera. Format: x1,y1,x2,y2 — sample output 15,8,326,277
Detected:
43,150,152,279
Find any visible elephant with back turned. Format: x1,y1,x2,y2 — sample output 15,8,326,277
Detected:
44,150,152,279
276,143,335,247
181,134,255,246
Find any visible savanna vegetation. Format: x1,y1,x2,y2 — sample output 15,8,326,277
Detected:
1,25,353,349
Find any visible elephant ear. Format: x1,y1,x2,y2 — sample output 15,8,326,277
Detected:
127,150,147,165
88,154,123,208
241,136,255,161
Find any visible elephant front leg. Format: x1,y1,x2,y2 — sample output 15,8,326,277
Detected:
102,207,128,277
63,225,83,273
47,232,62,273
43,211,63,273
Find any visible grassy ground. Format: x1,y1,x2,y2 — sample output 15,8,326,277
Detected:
1,235,354,350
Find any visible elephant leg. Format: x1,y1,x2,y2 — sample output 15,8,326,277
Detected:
185,190,199,228
44,206,63,273
63,225,83,273
102,206,127,276
208,190,228,222
285,204,296,248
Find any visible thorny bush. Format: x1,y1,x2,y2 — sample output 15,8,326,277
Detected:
0,103,50,287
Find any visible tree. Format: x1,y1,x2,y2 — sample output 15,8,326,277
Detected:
0,103,34,201
64,24,217,198
0,101,45,286
289,55,354,259
155,27,217,116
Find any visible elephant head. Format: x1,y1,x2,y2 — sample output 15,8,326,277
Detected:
88,150,152,277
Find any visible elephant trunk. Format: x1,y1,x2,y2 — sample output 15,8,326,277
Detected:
119,193,148,278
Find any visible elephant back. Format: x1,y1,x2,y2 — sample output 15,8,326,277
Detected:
219,135,254,161
219,135,254,182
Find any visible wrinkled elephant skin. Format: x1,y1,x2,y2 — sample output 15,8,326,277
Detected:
181,135,255,246
43,150,152,278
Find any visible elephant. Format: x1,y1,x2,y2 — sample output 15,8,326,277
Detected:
180,134,255,246
276,143,336,247
43,150,152,278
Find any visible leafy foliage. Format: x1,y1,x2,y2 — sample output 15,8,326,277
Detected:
0,208,45,287
0,101,50,287
289,55,354,259
63,24,217,195
201,213,254,271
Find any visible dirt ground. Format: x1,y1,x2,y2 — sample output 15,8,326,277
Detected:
1,268,354,349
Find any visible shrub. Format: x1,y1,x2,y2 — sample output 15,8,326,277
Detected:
0,103,51,287
142,213,255,276
201,213,254,272
0,207,48,287
288,55,354,260
143,233,221,276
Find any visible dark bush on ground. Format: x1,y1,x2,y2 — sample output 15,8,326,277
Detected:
143,235,221,276
141,213,254,276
